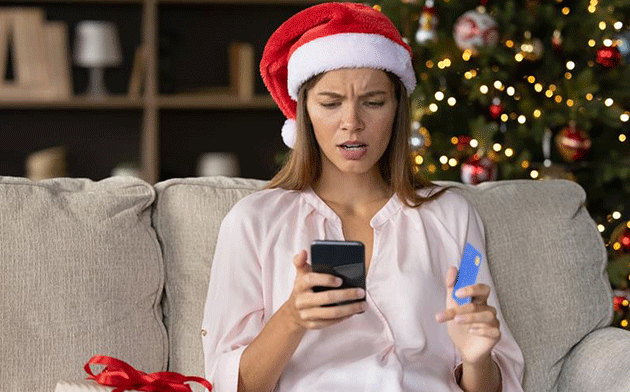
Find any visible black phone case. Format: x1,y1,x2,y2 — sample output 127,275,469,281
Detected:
311,240,366,306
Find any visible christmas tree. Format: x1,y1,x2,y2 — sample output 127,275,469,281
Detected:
367,0,630,328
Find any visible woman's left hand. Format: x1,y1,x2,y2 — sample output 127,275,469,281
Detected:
435,266,501,365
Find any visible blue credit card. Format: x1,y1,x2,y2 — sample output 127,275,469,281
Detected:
452,242,483,306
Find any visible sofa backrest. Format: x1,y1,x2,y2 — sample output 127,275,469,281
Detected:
154,177,612,392
0,176,167,392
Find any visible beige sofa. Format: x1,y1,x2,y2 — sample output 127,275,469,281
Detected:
1,176,629,392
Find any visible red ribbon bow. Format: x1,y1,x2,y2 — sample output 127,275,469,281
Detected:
85,355,213,392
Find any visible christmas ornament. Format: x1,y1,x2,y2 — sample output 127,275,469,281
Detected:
454,135,472,152
555,122,591,162
615,30,630,63
461,153,498,185
611,221,630,253
614,295,628,312
538,128,576,180
489,97,504,119
453,8,499,54
519,31,544,61
552,29,563,52
596,45,622,68
415,0,438,45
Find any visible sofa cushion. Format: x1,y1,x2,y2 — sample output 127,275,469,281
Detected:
153,176,266,377
439,179,612,391
0,176,167,392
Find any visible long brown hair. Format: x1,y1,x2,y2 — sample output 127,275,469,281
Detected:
265,70,449,208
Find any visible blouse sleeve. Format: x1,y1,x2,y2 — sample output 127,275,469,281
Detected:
451,194,525,392
202,201,264,392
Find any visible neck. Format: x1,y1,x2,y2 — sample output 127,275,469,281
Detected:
313,164,392,208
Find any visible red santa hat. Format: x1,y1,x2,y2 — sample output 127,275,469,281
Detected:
260,2,417,148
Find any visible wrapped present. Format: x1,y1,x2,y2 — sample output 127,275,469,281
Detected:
56,355,212,392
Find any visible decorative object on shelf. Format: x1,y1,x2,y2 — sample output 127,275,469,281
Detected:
128,45,147,99
228,42,255,101
555,121,591,162
197,152,240,177
461,152,497,185
111,162,141,178
453,7,498,54
415,0,438,45
74,20,122,98
0,8,71,100
26,145,68,180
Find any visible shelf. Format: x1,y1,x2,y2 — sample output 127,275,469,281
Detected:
0,96,144,109
158,93,276,109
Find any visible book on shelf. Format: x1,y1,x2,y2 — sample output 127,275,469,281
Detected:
128,45,147,98
228,42,255,101
0,7,72,100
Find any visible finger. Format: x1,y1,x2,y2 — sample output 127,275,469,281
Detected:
292,250,310,275
436,303,493,323
297,287,366,309
468,326,501,339
299,300,367,322
301,315,353,330
446,266,458,289
452,309,499,325
295,272,342,293
454,283,491,304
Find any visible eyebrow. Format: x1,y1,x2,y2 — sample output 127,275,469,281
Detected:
316,91,388,98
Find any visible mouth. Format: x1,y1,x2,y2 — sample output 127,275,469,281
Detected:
338,142,368,150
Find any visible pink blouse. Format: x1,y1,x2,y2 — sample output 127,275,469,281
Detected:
202,187,524,392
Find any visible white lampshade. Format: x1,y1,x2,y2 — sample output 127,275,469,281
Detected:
74,21,122,67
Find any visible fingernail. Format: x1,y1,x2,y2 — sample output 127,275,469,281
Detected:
357,288,365,297
455,289,464,298
336,278,343,286
435,313,445,323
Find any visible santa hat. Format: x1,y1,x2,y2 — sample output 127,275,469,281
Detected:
260,2,417,148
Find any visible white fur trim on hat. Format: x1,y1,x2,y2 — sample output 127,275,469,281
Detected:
281,118,297,148
287,33,416,100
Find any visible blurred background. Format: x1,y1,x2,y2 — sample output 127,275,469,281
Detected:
2,0,630,328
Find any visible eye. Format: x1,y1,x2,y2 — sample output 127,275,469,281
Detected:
366,101,385,107
321,102,340,108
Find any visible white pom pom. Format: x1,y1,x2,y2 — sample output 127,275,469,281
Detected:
281,119,297,149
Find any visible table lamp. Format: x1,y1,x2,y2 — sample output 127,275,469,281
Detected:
74,21,122,98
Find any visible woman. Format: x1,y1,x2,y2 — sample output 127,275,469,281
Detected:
202,3,524,392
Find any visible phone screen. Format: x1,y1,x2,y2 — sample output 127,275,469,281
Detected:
310,240,366,306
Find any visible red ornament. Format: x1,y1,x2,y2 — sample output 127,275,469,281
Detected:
613,223,630,253
596,45,622,68
489,103,504,119
555,123,591,162
461,154,498,185
455,135,472,151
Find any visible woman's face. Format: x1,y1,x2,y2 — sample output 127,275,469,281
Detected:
305,68,397,179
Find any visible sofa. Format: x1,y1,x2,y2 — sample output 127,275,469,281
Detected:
1,175,629,392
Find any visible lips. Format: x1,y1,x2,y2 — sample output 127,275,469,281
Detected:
337,141,368,160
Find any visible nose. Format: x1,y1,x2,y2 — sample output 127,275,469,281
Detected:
341,102,365,132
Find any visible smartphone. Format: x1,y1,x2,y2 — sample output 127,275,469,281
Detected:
452,242,483,306
310,240,366,307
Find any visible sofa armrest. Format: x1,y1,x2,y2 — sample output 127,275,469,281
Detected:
557,327,630,392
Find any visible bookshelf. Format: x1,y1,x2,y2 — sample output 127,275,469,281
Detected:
0,0,324,183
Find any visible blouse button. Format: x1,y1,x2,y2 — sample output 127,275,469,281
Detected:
201,329,207,336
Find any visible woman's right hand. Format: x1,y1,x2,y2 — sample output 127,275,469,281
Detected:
283,249,367,331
